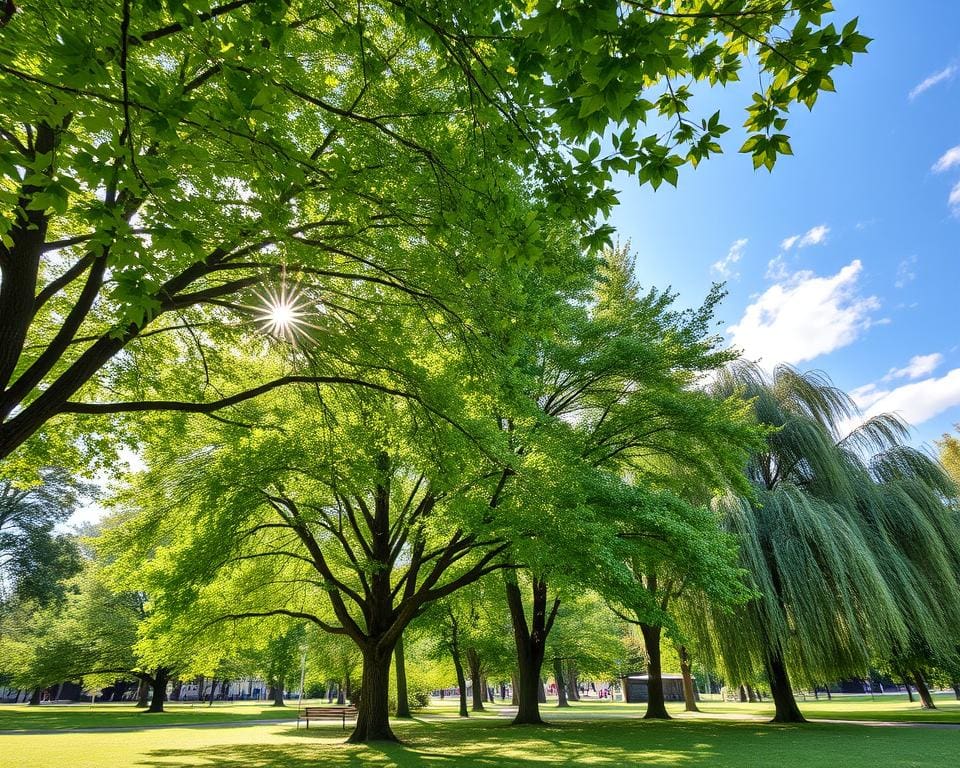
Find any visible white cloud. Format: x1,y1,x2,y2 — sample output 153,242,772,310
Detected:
728,259,879,368
950,180,960,212
858,368,960,426
781,224,830,250
933,145,960,173
798,224,830,247
885,352,943,381
765,255,789,281
895,255,917,288
909,64,957,100
711,238,748,279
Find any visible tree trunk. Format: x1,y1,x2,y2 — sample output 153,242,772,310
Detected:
566,661,580,701
208,678,217,706
452,652,469,718
746,683,760,703
505,576,558,725
765,652,806,723
28,687,42,706
640,623,670,719
466,648,484,712
678,645,699,712
135,678,149,707
271,678,285,707
337,678,346,705
951,681,960,701
510,671,519,706
738,685,748,703
347,647,396,743
553,658,569,707
903,678,915,703
394,635,411,718
537,677,547,703
147,667,169,713
481,675,490,703
912,669,936,709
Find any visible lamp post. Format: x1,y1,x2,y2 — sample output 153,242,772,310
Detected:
297,645,308,713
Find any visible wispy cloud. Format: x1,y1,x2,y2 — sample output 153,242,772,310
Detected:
933,145,960,173
885,352,943,381
711,238,748,279
909,64,957,100
853,368,960,427
895,255,917,289
781,224,830,251
931,145,960,213
728,259,879,368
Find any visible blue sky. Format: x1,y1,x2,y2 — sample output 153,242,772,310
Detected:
610,1,960,452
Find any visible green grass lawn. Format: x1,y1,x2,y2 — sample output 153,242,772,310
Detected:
0,700,298,731
2,716,959,768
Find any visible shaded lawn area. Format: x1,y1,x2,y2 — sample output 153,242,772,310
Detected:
682,692,960,724
3,717,959,768
0,701,298,731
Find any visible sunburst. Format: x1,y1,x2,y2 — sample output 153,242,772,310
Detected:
251,281,315,344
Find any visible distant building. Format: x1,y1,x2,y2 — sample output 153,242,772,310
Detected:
620,673,695,703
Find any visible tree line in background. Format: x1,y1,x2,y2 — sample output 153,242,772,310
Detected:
5,0,956,750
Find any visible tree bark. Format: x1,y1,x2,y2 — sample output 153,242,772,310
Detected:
28,687,42,706
678,645,699,713
348,646,396,743
640,623,670,719
147,667,169,713
537,677,547,703
765,652,806,723
903,677,915,703
738,685,748,703
505,576,558,725
951,681,960,701
466,648,484,712
746,683,760,703
553,658,569,707
510,671,519,706
912,669,936,709
135,678,149,707
394,635,411,718
566,661,580,701
271,678,285,706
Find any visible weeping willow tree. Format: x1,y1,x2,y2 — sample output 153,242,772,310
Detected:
692,364,960,722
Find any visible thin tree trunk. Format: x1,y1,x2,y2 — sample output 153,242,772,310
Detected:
135,678,149,707
28,687,42,706
912,669,936,709
566,660,580,701
640,623,670,719
466,648,484,712
208,678,217,706
951,681,960,701
481,675,490,703
765,652,806,723
537,677,546,703
738,685,748,703
348,646,396,743
337,677,346,705
746,683,760,703
451,644,469,718
903,678,915,703
553,657,569,707
147,667,169,713
510,671,519,706
678,645,699,712
394,635,411,718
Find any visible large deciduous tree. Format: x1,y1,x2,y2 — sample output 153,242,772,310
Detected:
0,0,866,470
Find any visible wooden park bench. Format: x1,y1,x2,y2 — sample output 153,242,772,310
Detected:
297,705,358,730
